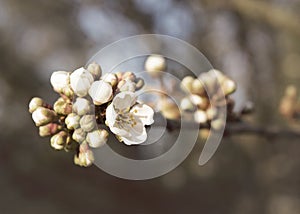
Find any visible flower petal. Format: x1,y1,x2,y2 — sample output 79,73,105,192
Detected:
130,104,154,125
113,92,136,111
89,80,113,105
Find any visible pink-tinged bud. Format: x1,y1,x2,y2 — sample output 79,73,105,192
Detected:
87,62,102,80
53,98,72,115
39,123,61,137
32,107,57,126
121,71,136,82
74,142,94,167
50,131,68,150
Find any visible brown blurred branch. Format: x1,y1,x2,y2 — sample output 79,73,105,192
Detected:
154,113,300,138
230,0,300,37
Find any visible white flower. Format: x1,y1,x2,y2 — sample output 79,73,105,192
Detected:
70,67,94,97
50,71,70,93
86,129,108,148
88,80,113,105
72,98,91,116
118,80,136,92
106,92,154,145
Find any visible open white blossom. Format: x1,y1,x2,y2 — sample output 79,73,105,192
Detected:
70,67,94,97
106,92,154,145
50,71,70,93
88,80,113,105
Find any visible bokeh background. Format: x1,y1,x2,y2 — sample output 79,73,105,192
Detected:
1,0,300,213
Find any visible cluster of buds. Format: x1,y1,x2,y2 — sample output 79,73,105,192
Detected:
180,69,237,130
29,62,148,167
279,85,300,120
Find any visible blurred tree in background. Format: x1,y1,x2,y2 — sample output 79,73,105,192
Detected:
1,0,300,213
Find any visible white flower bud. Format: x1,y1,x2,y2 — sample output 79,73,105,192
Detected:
222,79,237,96
32,107,57,126
119,80,136,92
206,107,218,120
191,79,205,95
73,98,91,116
211,118,225,130
86,129,108,148
180,97,195,111
50,131,68,150
50,71,70,93
65,113,80,130
72,128,86,143
87,62,102,80
88,80,113,105
80,115,96,132
29,97,44,113
145,54,166,77
101,73,118,87
122,71,136,82
181,76,194,93
194,110,207,124
70,67,94,97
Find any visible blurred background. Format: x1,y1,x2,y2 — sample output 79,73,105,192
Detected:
1,0,300,213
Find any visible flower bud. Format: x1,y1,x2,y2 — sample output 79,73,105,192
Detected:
209,69,226,84
61,86,74,99
50,71,70,93
206,107,218,121
194,110,207,124
65,113,80,130
180,97,195,111
86,129,108,148
39,123,61,137
73,98,91,116
101,73,118,87
80,115,96,132
199,72,217,94
64,138,79,152
29,97,44,113
135,78,145,90
159,99,180,120
89,80,113,105
211,118,225,130
145,54,166,77
122,71,136,82
50,131,68,150
115,72,123,81
72,128,86,143
181,76,194,93
87,62,102,80
32,107,57,126
222,79,237,96
191,79,205,95
74,142,94,167
70,67,94,97
53,98,72,115
189,95,209,110
119,80,136,92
